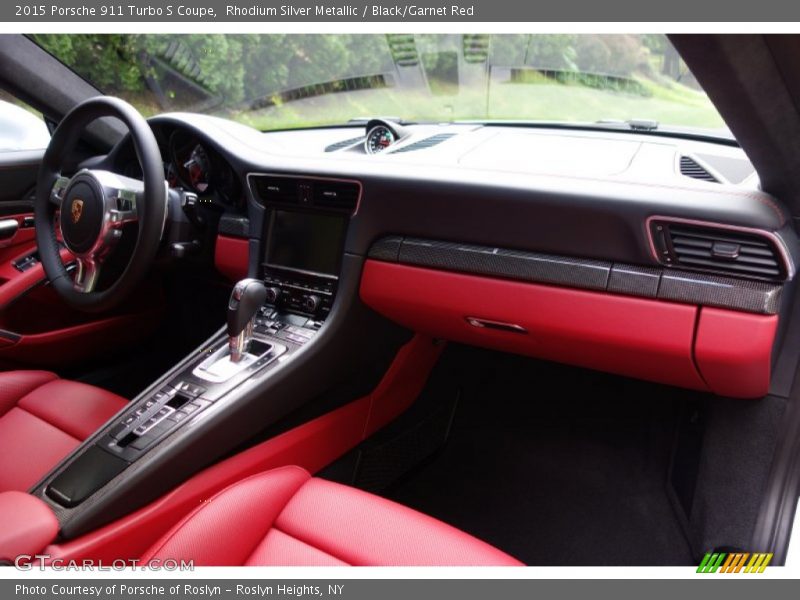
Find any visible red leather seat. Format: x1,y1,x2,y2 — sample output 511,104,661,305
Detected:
0,370,127,493
142,465,522,566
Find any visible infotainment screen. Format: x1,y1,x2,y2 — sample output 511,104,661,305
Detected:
265,210,347,276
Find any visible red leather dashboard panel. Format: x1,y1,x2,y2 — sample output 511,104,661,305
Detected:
215,235,249,281
360,260,775,397
360,260,707,391
694,308,778,399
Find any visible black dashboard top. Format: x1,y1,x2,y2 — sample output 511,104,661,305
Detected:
104,112,797,281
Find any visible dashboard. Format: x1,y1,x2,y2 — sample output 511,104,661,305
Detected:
101,111,799,399
106,112,792,265
103,111,798,270
36,106,800,541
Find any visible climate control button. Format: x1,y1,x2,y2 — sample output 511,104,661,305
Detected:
302,294,321,312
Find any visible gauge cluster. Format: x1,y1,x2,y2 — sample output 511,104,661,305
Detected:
170,131,213,194
118,126,242,209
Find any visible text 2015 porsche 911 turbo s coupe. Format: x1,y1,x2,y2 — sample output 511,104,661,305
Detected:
0,33,798,567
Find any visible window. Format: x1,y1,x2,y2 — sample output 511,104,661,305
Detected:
31,34,726,134
0,89,50,151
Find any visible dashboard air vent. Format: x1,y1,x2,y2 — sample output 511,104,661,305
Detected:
251,176,299,204
251,175,360,214
655,221,785,280
324,136,365,152
679,156,719,183
313,180,360,212
392,133,456,153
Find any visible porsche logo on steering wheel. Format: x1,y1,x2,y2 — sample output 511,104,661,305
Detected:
70,199,84,224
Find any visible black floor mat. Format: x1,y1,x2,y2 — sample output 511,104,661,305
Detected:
380,346,697,566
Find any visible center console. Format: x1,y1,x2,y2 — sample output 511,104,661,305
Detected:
260,207,346,331
38,173,365,529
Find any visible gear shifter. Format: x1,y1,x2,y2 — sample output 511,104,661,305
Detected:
227,278,267,362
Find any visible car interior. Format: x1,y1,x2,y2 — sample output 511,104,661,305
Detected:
0,33,799,567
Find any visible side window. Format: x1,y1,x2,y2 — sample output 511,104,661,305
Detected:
0,89,50,152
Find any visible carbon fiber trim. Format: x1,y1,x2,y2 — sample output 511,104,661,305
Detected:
608,264,662,298
218,214,250,238
368,236,783,315
658,270,782,314
397,237,612,290
368,236,403,262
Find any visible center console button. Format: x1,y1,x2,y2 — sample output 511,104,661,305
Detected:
168,411,188,423
173,380,207,397
153,388,175,402
179,402,201,416
302,294,321,313
265,286,281,304
110,423,130,440
130,433,157,451
188,383,206,396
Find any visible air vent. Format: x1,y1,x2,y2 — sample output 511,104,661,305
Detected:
251,175,360,213
312,180,360,212
251,176,299,205
656,221,785,280
391,133,456,153
324,136,365,152
679,156,719,183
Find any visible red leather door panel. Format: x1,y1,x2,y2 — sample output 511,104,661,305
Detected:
0,213,36,265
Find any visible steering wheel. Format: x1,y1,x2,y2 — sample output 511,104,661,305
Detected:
35,96,167,313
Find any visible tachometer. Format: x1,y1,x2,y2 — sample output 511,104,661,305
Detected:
183,144,211,193
365,125,396,154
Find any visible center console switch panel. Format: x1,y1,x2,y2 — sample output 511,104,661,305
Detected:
94,339,286,465
256,308,323,345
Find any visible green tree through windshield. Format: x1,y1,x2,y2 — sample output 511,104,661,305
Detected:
31,34,725,131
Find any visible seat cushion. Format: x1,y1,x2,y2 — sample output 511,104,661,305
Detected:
142,465,522,566
0,371,127,493
0,370,58,416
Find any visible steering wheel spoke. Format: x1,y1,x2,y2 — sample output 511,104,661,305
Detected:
73,255,103,293
50,176,70,206
109,205,139,228
95,170,143,228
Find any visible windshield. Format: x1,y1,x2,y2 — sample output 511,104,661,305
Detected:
31,34,726,133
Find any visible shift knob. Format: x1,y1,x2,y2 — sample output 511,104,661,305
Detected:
227,278,267,362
